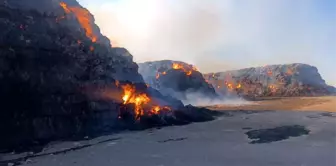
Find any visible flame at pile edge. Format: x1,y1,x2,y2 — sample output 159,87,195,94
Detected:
59,2,98,43
118,82,171,120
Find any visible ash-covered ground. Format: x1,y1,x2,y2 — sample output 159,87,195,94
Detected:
1,110,335,166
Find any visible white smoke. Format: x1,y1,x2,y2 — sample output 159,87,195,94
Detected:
80,0,336,86
182,91,251,107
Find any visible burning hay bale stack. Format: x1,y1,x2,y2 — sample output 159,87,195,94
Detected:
0,2,220,151
156,68,218,101
138,60,219,103
0,2,141,150
138,60,191,85
89,80,218,130
204,63,336,98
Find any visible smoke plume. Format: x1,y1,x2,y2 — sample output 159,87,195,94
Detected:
182,91,251,107
83,0,336,85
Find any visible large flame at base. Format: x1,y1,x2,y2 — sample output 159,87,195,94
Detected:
120,83,170,120
121,84,150,118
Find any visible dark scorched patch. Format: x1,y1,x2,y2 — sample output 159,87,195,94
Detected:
320,112,335,117
158,137,188,143
245,125,310,144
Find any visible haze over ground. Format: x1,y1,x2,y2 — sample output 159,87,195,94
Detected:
78,0,336,86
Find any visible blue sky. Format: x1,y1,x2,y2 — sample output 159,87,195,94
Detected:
78,0,336,85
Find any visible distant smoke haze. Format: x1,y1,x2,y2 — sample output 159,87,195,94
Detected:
182,92,251,107
79,0,336,86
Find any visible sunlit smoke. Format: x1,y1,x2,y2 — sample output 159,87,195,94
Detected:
182,91,251,107
82,0,336,86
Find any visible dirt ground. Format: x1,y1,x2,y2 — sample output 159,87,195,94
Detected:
207,96,336,112
11,106,336,166
3,97,335,166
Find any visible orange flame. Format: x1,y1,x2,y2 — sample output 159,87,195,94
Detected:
227,83,233,90
60,2,71,13
222,81,242,91
268,85,277,92
151,106,161,114
172,63,184,70
121,84,150,118
59,2,97,43
155,71,167,79
155,63,199,80
186,71,192,76
171,63,197,76
120,84,170,119
236,83,242,89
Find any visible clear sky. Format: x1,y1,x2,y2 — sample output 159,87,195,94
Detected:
78,0,336,86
